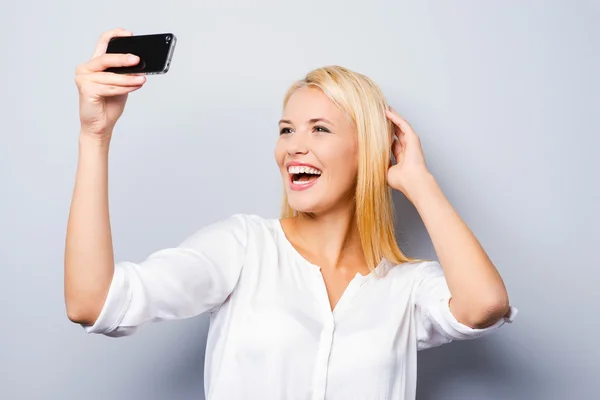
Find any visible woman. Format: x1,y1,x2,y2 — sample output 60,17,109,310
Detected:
65,28,517,400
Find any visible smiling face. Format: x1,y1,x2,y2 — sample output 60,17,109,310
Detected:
274,86,359,215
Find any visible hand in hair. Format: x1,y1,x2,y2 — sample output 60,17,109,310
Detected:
385,107,431,198
385,107,512,328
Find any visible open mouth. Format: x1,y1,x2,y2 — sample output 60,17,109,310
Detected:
288,165,322,186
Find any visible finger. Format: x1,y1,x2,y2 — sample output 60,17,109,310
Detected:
85,71,146,87
390,123,404,140
84,82,143,97
92,28,133,58
82,53,141,73
385,108,415,136
396,125,407,145
392,137,403,161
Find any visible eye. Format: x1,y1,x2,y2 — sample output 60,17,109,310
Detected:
314,125,331,133
279,127,293,135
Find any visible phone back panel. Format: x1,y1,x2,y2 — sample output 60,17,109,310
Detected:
105,33,176,74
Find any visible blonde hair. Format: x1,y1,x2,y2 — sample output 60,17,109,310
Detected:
280,65,424,271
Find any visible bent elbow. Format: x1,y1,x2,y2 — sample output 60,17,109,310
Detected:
65,300,100,326
470,295,511,329
452,294,511,329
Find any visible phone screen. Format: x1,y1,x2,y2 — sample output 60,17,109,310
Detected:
105,33,176,74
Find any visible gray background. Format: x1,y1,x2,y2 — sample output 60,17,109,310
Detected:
1,1,598,399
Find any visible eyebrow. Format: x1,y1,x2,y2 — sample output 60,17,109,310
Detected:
278,118,334,126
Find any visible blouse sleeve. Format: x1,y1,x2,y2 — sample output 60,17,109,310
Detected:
413,261,518,351
81,214,249,337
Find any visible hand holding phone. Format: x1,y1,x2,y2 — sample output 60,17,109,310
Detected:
75,29,177,140
74,29,147,139
104,33,177,75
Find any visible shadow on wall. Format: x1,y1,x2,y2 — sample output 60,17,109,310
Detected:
416,339,536,400
392,191,539,399
144,315,211,400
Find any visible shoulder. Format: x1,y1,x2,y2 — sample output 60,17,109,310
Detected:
228,213,279,233
175,213,271,246
190,213,279,241
382,259,443,285
384,259,438,274
189,213,274,230
171,214,280,261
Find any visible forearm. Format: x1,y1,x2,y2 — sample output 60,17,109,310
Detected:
408,173,510,328
64,133,115,325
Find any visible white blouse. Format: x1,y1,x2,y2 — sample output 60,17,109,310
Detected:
83,214,517,400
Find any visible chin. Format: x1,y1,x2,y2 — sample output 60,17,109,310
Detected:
286,191,332,214
287,199,320,215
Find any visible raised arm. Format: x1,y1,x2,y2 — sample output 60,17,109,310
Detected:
385,107,512,329
64,28,146,325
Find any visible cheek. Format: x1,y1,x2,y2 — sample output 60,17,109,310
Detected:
322,141,359,185
274,140,285,169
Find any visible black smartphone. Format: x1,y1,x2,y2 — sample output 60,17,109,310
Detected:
105,33,177,75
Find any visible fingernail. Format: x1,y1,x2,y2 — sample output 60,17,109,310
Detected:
128,55,139,63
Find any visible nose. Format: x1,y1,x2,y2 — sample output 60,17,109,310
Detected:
286,132,309,156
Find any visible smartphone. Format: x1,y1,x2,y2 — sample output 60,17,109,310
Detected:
105,33,177,75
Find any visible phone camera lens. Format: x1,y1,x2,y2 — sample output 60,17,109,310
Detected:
166,36,171,41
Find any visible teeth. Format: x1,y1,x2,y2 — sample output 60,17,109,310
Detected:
292,180,313,185
288,166,322,175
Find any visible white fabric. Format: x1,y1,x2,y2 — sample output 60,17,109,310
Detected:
83,214,517,400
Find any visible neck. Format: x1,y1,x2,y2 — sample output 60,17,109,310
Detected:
291,202,365,270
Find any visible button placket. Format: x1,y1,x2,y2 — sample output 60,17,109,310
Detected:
311,270,335,400
331,275,363,318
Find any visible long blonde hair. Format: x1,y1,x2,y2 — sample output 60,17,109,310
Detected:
280,65,424,271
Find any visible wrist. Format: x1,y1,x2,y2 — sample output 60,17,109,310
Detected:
403,172,439,205
78,130,112,152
